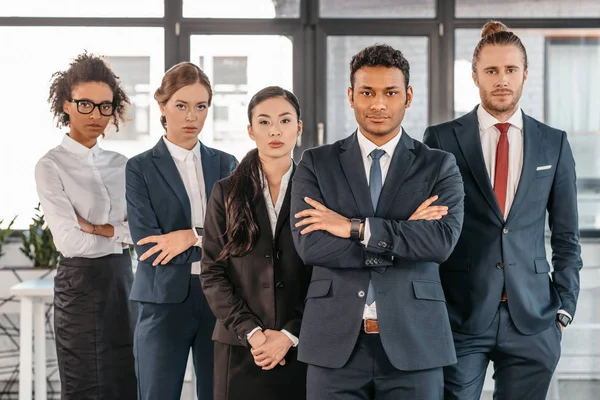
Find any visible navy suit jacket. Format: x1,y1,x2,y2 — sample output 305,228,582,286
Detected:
423,106,583,336
126,138,238,304
291,131,464,371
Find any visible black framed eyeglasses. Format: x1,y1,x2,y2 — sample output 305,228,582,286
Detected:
68,99,115,116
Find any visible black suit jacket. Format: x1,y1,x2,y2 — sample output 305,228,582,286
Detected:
201,170,311,347
423,106,583,336
291,131,464,371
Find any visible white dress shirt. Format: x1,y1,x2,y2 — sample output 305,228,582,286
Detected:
357,128,403,320
34,134,131,259
247,162,299,347
162,137,206,275
477,105,524,216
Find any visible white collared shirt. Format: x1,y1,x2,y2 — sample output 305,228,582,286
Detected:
477,105,524,216
356,128,403,320
34,134,131,258
247,161,299,347
162,136,206,275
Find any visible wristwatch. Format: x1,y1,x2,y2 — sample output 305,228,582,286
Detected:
193,227,203,244
349,218,362,240
557,313,571,328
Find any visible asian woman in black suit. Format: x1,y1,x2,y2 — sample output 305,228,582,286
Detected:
200,86,311,400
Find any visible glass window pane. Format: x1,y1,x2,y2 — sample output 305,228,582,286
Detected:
0,0,163,17
326,36,429,143
184,0,300,18
456,0,600,18
190,35,293,161
320,0,435,18
454,28,600,231
0,27,164,229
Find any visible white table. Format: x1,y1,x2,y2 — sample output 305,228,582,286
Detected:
10,279,54,400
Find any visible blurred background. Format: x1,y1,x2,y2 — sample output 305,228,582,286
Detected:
0,1,598,398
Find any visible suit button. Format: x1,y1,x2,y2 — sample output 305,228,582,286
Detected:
496,262,504,269
378,241,386,247
276,281,284,289
265,254,271,258
366,260,372,266
358,290,365,298
276,250,282,260
503,228,509,234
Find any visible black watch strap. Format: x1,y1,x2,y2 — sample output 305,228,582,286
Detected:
557,313,571,327
350,218,362,240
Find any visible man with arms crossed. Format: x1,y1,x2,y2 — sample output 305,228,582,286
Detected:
291,44,464,400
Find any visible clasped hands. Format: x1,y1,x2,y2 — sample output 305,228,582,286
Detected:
248,329,293,370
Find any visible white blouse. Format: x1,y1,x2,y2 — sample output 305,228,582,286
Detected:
35,134,131,259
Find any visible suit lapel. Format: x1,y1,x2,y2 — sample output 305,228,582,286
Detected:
506,113,543,222
151,139,191,223
274,163,295,241
255,192,273,240
376,131,416,217
339,132,375,217
200,142,221,200
454,107,504,222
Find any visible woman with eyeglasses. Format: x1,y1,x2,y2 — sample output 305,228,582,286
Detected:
35,52,137,400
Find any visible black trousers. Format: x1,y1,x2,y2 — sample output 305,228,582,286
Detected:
54,250,137,400
307,331,443,400
444,302,562,400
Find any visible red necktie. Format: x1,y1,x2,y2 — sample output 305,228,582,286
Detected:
493,123,511,217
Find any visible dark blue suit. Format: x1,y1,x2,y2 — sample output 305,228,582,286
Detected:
424,107,583,399
126,138,237,400
291,131,464,399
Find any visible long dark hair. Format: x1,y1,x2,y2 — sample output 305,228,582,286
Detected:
217,86,300,261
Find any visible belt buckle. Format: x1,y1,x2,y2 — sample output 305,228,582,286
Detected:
363,319,379,334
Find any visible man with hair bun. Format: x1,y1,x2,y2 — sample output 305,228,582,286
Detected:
424,20,582,400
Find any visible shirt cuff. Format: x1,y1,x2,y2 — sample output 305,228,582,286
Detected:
360,219,371,246
246,327,262,340
194,237,202,247
281,329,299,347
113,222,125,243
557,309,572,321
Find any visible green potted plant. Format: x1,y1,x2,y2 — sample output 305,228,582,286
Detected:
20,203,60,269
0,216,17,260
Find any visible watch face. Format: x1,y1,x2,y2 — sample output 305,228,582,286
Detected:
195,227,203,236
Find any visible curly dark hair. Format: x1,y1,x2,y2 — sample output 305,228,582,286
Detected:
349,44,410,90
48,51,130,131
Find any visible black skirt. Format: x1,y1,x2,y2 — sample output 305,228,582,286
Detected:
54,250,137,400
214,341,307,400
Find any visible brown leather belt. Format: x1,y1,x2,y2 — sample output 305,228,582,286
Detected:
500,288,507,302
363,319,379,334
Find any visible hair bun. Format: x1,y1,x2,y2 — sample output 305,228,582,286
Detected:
481,21,509,38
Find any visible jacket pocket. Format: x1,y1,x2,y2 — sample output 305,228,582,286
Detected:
412,280,446,302
305,279,332,299
534,258,551,273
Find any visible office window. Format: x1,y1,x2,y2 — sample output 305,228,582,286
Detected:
456,0,600,18
0,27,164,229
320,0,435,18
0,0,163,17
183,0,300,18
